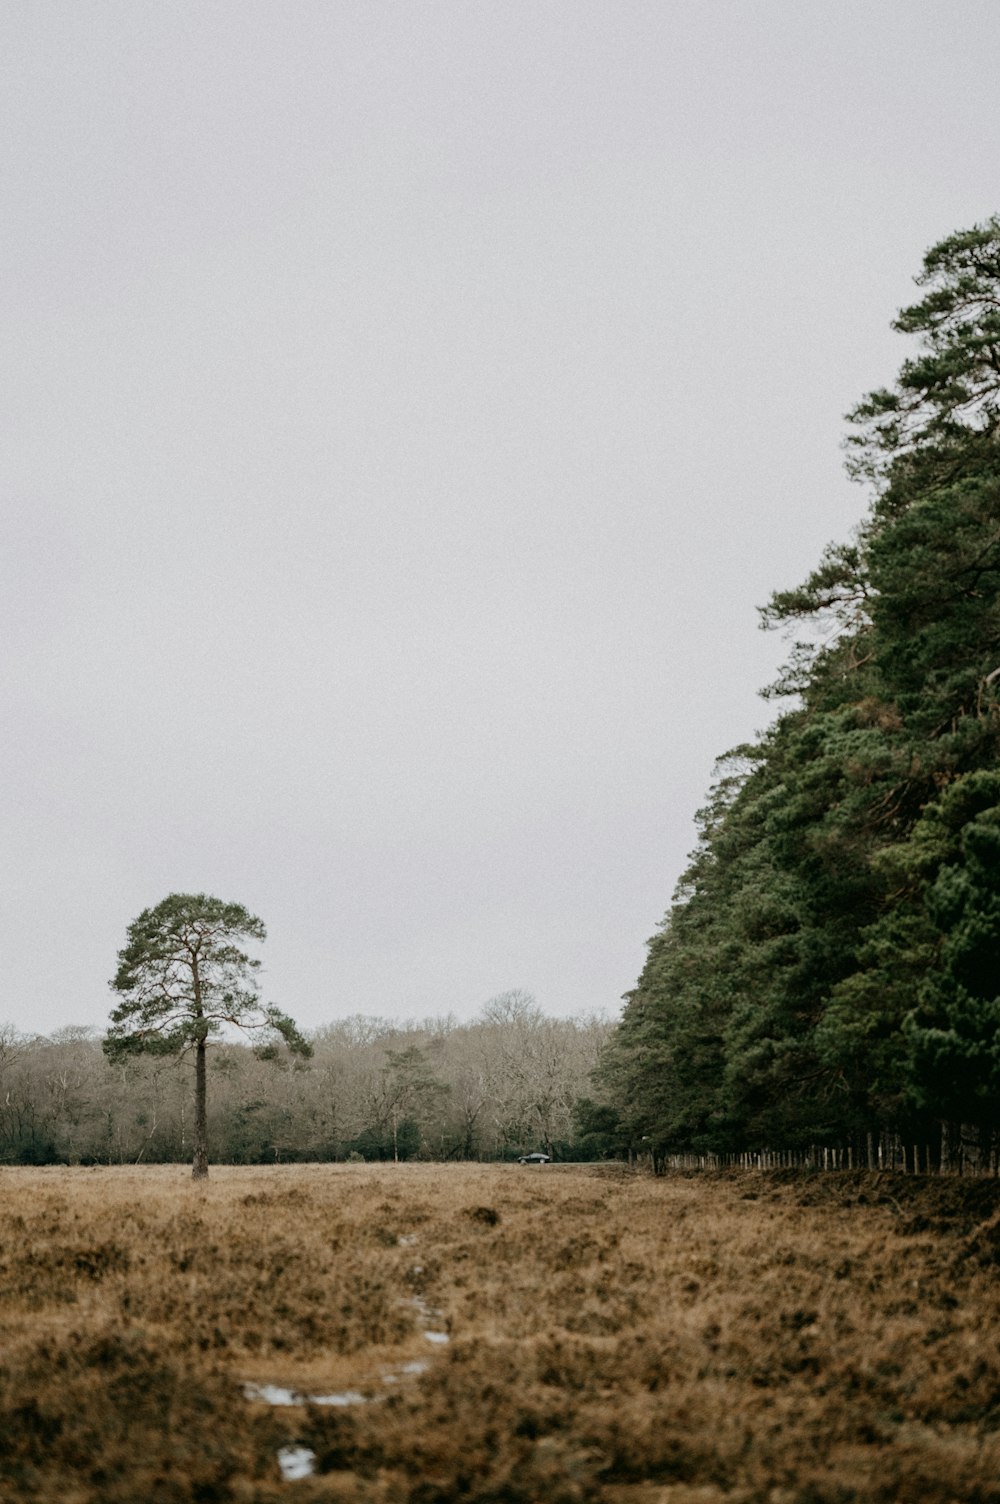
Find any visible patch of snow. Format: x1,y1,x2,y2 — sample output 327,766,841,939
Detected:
423,1330,450,1345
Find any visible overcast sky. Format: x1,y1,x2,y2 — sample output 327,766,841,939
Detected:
4,2,1000,1038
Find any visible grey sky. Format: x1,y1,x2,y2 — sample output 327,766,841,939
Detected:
4,2,1000,1036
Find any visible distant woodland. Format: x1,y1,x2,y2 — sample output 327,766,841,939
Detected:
0,994,610,1166
599,217,1000,1172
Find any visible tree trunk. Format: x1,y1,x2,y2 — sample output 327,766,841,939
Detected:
190,951,209,1179
193,1037,209,1179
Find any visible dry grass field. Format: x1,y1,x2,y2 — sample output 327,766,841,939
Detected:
0,1163,998,1504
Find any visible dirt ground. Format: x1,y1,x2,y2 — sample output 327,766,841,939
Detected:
0,1162,997,1503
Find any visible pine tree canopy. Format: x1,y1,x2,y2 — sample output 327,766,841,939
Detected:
106,893,311,1062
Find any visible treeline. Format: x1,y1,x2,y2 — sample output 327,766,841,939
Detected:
599,218,1000,1171
0,992,612,1166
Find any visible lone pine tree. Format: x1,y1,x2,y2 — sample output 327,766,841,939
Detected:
105,893,312,1177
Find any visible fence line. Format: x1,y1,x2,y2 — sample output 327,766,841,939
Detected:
643,1128,999,1176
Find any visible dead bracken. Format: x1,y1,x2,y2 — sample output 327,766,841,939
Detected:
0,1161,997,1502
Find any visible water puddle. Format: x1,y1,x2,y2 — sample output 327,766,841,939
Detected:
401,1271,452,1345
402,1291,443,1322
255,1235,449,1480
277,1446,317,1481
244,1382,368,1407
383,1358,430,1382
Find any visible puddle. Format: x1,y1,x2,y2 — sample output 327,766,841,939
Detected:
403,1292,441,1319
257,1361,435,1483
256,1246,450,1479
245,1383,301,1406
400,1286,451,1344
277,1445,317,1480
383,1358,430,1382
245,1351,439,1409
244,1382,369,1407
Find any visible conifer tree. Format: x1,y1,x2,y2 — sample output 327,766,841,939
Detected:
105,894,312,1177
605,216,1000,1159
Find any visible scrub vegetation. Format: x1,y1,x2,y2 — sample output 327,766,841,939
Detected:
1,1162,998,1503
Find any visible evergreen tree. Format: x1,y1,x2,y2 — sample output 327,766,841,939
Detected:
606,217,1000,1157
105,894,312,1178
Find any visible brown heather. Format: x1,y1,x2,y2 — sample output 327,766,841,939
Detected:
0,1164,998,1504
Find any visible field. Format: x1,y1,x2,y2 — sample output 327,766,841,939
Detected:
0,1164,998,1504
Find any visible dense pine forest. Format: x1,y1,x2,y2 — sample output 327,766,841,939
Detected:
599,217,1000,1171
